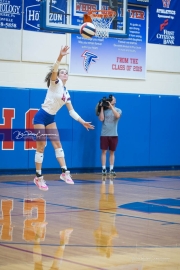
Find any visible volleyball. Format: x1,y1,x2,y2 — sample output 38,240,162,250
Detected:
80,22,96,39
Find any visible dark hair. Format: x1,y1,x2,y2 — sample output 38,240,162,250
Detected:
44,68,68,87
44,68,53,88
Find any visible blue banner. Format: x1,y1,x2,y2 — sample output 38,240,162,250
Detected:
23,0,41,31
0,0,22,29
24,0,67,32
148,0,180,46
70,5,147,79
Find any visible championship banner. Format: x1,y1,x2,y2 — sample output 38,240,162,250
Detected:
70,5,147,80
148,0,180,46
0,0,22,30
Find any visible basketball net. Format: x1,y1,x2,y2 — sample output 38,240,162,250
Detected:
87,10,116,38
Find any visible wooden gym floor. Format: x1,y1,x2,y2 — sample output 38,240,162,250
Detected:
0,170,180,270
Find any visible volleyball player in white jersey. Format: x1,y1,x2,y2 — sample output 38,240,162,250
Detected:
33,45,94,191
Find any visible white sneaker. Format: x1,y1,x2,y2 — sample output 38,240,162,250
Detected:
34,176,49,191
60,171,74,184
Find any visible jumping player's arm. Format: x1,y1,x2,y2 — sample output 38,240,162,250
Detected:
51,46,69,81
66,102,94,131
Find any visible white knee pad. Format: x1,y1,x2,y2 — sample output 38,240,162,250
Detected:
35,152,44,163
55,148,64,158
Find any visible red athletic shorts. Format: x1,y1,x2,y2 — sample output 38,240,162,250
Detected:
100,136,118,151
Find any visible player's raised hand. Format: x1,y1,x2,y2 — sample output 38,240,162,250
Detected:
60,45,70,57
82,122,95,131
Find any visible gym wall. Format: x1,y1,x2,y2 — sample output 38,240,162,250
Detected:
0,87,180,173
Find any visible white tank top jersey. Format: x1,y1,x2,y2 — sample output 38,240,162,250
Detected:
41,79,71,115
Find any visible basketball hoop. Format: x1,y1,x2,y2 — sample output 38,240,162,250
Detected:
85,10,116,38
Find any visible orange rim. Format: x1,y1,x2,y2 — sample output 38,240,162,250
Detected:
87,10,116,18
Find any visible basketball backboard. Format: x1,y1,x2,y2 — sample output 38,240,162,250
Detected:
40,0,129,38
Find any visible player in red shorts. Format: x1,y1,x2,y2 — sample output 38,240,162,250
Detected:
98,96,122,177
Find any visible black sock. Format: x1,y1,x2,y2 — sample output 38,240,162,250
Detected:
36,172,42,177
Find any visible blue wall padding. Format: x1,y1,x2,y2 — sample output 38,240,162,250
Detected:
0,87,180,171
149,95,180,166
117,93,151,167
